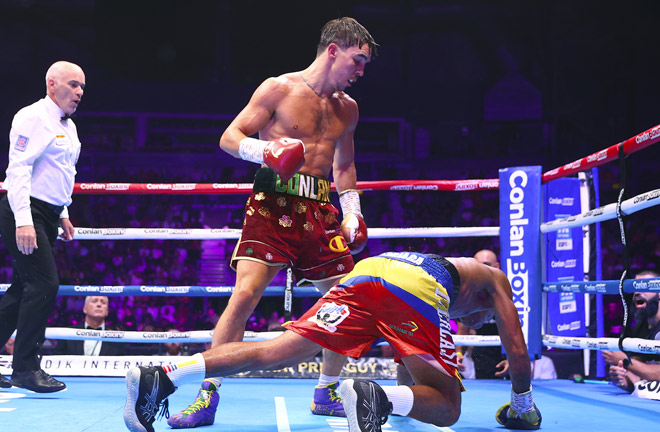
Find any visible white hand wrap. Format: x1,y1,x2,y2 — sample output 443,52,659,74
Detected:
238,137,267,164
339,189,362,218
511,386,534,413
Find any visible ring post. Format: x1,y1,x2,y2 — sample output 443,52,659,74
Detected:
499,166,543,359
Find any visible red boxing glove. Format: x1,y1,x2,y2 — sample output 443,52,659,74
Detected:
341,214,368,255
263,138,305,182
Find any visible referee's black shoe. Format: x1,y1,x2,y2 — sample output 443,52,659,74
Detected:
11,369,66,393
0,373,11,388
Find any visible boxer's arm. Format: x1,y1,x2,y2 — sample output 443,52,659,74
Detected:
334,101,367,253
219,77,284,157
490,269,532,394
490,268,541,429
333,99,360,214
332,101,358,195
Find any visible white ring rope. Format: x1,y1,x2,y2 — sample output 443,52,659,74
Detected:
542,277,660,295
543,335,660,355
67,226,500,240
541,188,660,233
36,328,660,355
39,328,281,343
38,328,503,346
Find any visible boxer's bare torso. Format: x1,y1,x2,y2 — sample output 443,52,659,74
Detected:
256,74,358,178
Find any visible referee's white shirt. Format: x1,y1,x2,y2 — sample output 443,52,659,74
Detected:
84,323,105,356
4,96,81,227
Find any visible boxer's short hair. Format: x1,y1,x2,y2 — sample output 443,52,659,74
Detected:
317,17,378,59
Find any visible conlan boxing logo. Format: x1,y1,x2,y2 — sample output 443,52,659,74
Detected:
499,166,542,358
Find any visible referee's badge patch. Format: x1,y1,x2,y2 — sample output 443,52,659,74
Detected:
308,302,350,333
15,135,29,152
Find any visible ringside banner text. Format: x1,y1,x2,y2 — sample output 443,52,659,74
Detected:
543,177,586,337
499,166,542,359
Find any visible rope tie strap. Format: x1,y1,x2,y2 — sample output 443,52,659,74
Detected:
615,143,633,356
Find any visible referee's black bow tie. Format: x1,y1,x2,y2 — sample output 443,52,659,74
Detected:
61,113,73,121
87,326,102,331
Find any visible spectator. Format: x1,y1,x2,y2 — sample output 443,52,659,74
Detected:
133,322,159,355
267,311,285,331
603,270,660,398
530,350,557,379
163,329,185,356
55,296,126,356
604,299,624,337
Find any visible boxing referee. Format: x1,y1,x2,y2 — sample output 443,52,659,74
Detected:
0,61,85,392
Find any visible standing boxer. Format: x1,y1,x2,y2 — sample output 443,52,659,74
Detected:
166,17,377,429
0,61,84,392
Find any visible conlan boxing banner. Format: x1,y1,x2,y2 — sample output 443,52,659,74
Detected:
499,166,543,359
543,177,586,337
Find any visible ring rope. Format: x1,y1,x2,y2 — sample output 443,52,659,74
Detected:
3,120,656,197
5,274,656,298
34,328,504,346
1,122,653,196
543,335,660,355
540,188,660,233
541,122,660,182
40,328,278,343
31,328,660,355
4,275,655,298
66,226,500,240
0,179,501,195
0,284,323,297
542,276,660,295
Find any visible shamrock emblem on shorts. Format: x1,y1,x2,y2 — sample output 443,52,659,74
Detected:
279,215,292,228
295,202,307,214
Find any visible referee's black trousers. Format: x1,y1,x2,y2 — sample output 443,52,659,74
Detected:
0,196,60,372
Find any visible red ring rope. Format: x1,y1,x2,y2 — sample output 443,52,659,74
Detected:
1,123,656,194
64,179,501,195
542,122,660,183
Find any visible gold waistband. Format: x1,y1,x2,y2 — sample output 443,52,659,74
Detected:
253,168,331,203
